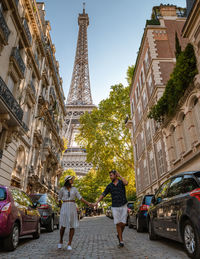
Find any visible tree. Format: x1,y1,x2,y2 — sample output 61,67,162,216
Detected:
59,169,77,187
126,65,135,87
76,70,136,202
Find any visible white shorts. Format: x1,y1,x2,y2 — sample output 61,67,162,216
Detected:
112,203,127,225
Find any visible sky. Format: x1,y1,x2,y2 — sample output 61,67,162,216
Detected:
42,0,186,105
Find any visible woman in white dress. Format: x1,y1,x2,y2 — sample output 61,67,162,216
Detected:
58,175,91,250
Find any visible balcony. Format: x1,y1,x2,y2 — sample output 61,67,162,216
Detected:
23,18,32,46
0,9,10,45
65,148,86,153
0,76,28,132
10,47,26,79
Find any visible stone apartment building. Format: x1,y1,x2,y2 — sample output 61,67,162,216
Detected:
0,0,66,195
160,1,200,183
128,5,188,196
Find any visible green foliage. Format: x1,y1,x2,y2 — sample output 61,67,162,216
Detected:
126,65,135,86
59,169,77,187
148,43,198,122
76,79,136,204
146,19,160,26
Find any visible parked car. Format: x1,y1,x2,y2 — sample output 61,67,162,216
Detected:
0,185,40,251
128,195,153,231
126,201,134,225
105,206,113,219
148,171,200,259
30,193,59,232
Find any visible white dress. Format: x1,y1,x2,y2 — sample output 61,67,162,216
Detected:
58,186,82,229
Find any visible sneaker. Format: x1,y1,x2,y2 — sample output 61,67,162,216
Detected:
58,243,62,249
118,242,124,248
67,245,72,250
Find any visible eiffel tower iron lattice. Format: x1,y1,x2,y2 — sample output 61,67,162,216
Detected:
63,4,96,177
67,4,93,105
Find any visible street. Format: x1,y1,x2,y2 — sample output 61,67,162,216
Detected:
0,215,188,259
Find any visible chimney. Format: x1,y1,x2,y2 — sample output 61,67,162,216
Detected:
186,0,195,16
160,5,177,17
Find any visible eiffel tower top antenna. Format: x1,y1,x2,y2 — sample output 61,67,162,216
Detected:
83,2,85,13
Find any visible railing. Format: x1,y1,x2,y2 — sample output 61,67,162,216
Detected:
0,76,23,121
23,18,32,45
0,9,10,43
65,148,86,153
11,47,26,77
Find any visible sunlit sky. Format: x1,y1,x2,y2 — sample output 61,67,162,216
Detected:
42,0,186,105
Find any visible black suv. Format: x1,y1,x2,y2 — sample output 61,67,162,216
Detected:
128,195,153,231
30,193,60,232
148,171,200,259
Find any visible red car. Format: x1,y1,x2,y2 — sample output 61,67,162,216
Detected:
0,185,41,251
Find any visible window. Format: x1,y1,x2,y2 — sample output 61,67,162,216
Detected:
167,177,183,197
193,98,200,138
155,179,171,203
149,151,156,181
0,187,6,201
146,120,151,144
144,195,153,205
148,74,153,95
145,50,150,72
182,175,198,193
143,90,148,108
181,114,190,151
23,104,31,126
131,98,134,116
157,140,165,175
7,75,15,93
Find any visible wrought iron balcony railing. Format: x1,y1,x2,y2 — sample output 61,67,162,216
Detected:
11,47,26,78
0,76,28,132
23,18,32,45
0,9,10,44
0,76,23,120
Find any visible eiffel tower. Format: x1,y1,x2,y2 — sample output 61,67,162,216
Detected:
63,4,96,177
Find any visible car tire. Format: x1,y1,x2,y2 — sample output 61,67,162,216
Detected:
182,219,200,259
148,219,158,240
47,217,54,232
3,222,19,251
33,221,41,239
136,217,143,232
128,217,133,229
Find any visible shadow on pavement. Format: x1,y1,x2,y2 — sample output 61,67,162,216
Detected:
0,228,59,252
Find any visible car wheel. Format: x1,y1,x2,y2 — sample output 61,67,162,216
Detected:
33,221,41,239
128,217,133,229
136,217,143,232
183,220,200,259
3,223,19,251
47,217,54,232
148,219,158,240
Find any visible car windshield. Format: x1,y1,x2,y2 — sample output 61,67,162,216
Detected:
127,203,134,209
0,187,6,201
30,194,47,204
144,196,153,205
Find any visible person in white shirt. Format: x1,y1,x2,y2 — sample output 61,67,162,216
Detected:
58,175,91,250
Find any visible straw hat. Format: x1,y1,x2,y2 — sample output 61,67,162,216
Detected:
64,175,75,182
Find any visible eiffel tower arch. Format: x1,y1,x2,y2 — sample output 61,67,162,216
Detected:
62,5,96,177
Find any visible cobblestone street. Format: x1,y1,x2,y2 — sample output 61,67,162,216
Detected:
0,215,189,259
